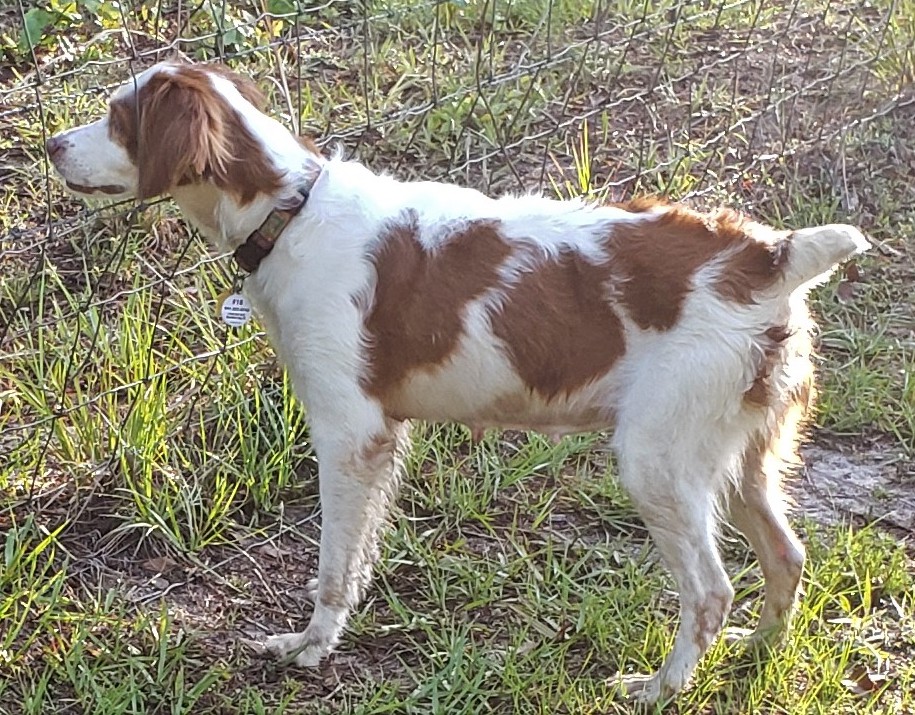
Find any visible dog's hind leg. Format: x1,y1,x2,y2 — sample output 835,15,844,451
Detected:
265,418,411,667
727,385,810,643
610,431,737,704
727,439,805,643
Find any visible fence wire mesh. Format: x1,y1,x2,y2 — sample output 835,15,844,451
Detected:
1,0,913,508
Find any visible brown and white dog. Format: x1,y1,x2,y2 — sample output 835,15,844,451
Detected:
46,60,868,703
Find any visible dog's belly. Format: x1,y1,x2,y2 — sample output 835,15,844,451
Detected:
382,365,617,437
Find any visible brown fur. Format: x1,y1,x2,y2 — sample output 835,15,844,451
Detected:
362,201,793,404
744,325,793,406
361,214,512,401
710,210,791,304
610,196,669,213
491,250,626,400
107,98,139,161
693,592,731,650
609,205,789,330
108,65,283,202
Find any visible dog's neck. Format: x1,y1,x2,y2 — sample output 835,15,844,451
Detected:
171,147,324,256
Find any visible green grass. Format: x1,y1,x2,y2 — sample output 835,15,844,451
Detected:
2,0,914,713
2,485,913,714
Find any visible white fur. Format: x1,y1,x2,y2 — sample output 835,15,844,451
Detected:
46,116,135,198
46,61,868,705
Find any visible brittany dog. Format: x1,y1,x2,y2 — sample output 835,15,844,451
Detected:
46,60,868,703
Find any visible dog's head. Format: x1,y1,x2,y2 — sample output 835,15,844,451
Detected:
46,61,284,204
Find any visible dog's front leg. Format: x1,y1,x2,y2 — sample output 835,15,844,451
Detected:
265,419,411,667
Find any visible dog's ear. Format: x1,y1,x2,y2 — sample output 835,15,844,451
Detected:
136,71,230,199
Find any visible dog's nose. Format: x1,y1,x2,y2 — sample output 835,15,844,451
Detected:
46,135,65,161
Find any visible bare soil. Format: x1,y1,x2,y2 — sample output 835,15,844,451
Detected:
797,441,915,533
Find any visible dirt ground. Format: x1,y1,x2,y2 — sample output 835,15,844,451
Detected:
798,441,915,534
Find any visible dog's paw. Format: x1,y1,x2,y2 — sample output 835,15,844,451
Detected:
264,631,329,668
610,672,668,705
722,625,756,645
722,625,782,654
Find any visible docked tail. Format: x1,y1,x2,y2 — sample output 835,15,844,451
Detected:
780,224,870,294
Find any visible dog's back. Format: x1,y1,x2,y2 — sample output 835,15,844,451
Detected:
270,159,863,448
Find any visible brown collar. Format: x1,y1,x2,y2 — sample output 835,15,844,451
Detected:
233,186,310,273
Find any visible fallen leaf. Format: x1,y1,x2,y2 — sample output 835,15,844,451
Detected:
841,663,891,697
844,261,862,282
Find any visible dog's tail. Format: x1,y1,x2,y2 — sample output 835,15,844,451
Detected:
777,224,870,294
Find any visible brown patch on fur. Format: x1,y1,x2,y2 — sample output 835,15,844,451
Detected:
743,317,815,507
316,583,348,609
107,98,139,161
609,205,788,330
361,214,512,401
712,211,791,303
108,65,283,202
610,195,668,213
693,591,731,650
491,250,626,400
353,431,399,477
744,325,793,407
330,421,411,607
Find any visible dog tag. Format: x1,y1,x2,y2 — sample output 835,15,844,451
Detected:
218,292,252,327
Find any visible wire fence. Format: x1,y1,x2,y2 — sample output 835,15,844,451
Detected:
1,0,913,503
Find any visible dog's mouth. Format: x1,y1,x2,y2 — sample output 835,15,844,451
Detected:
65,180,128,196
